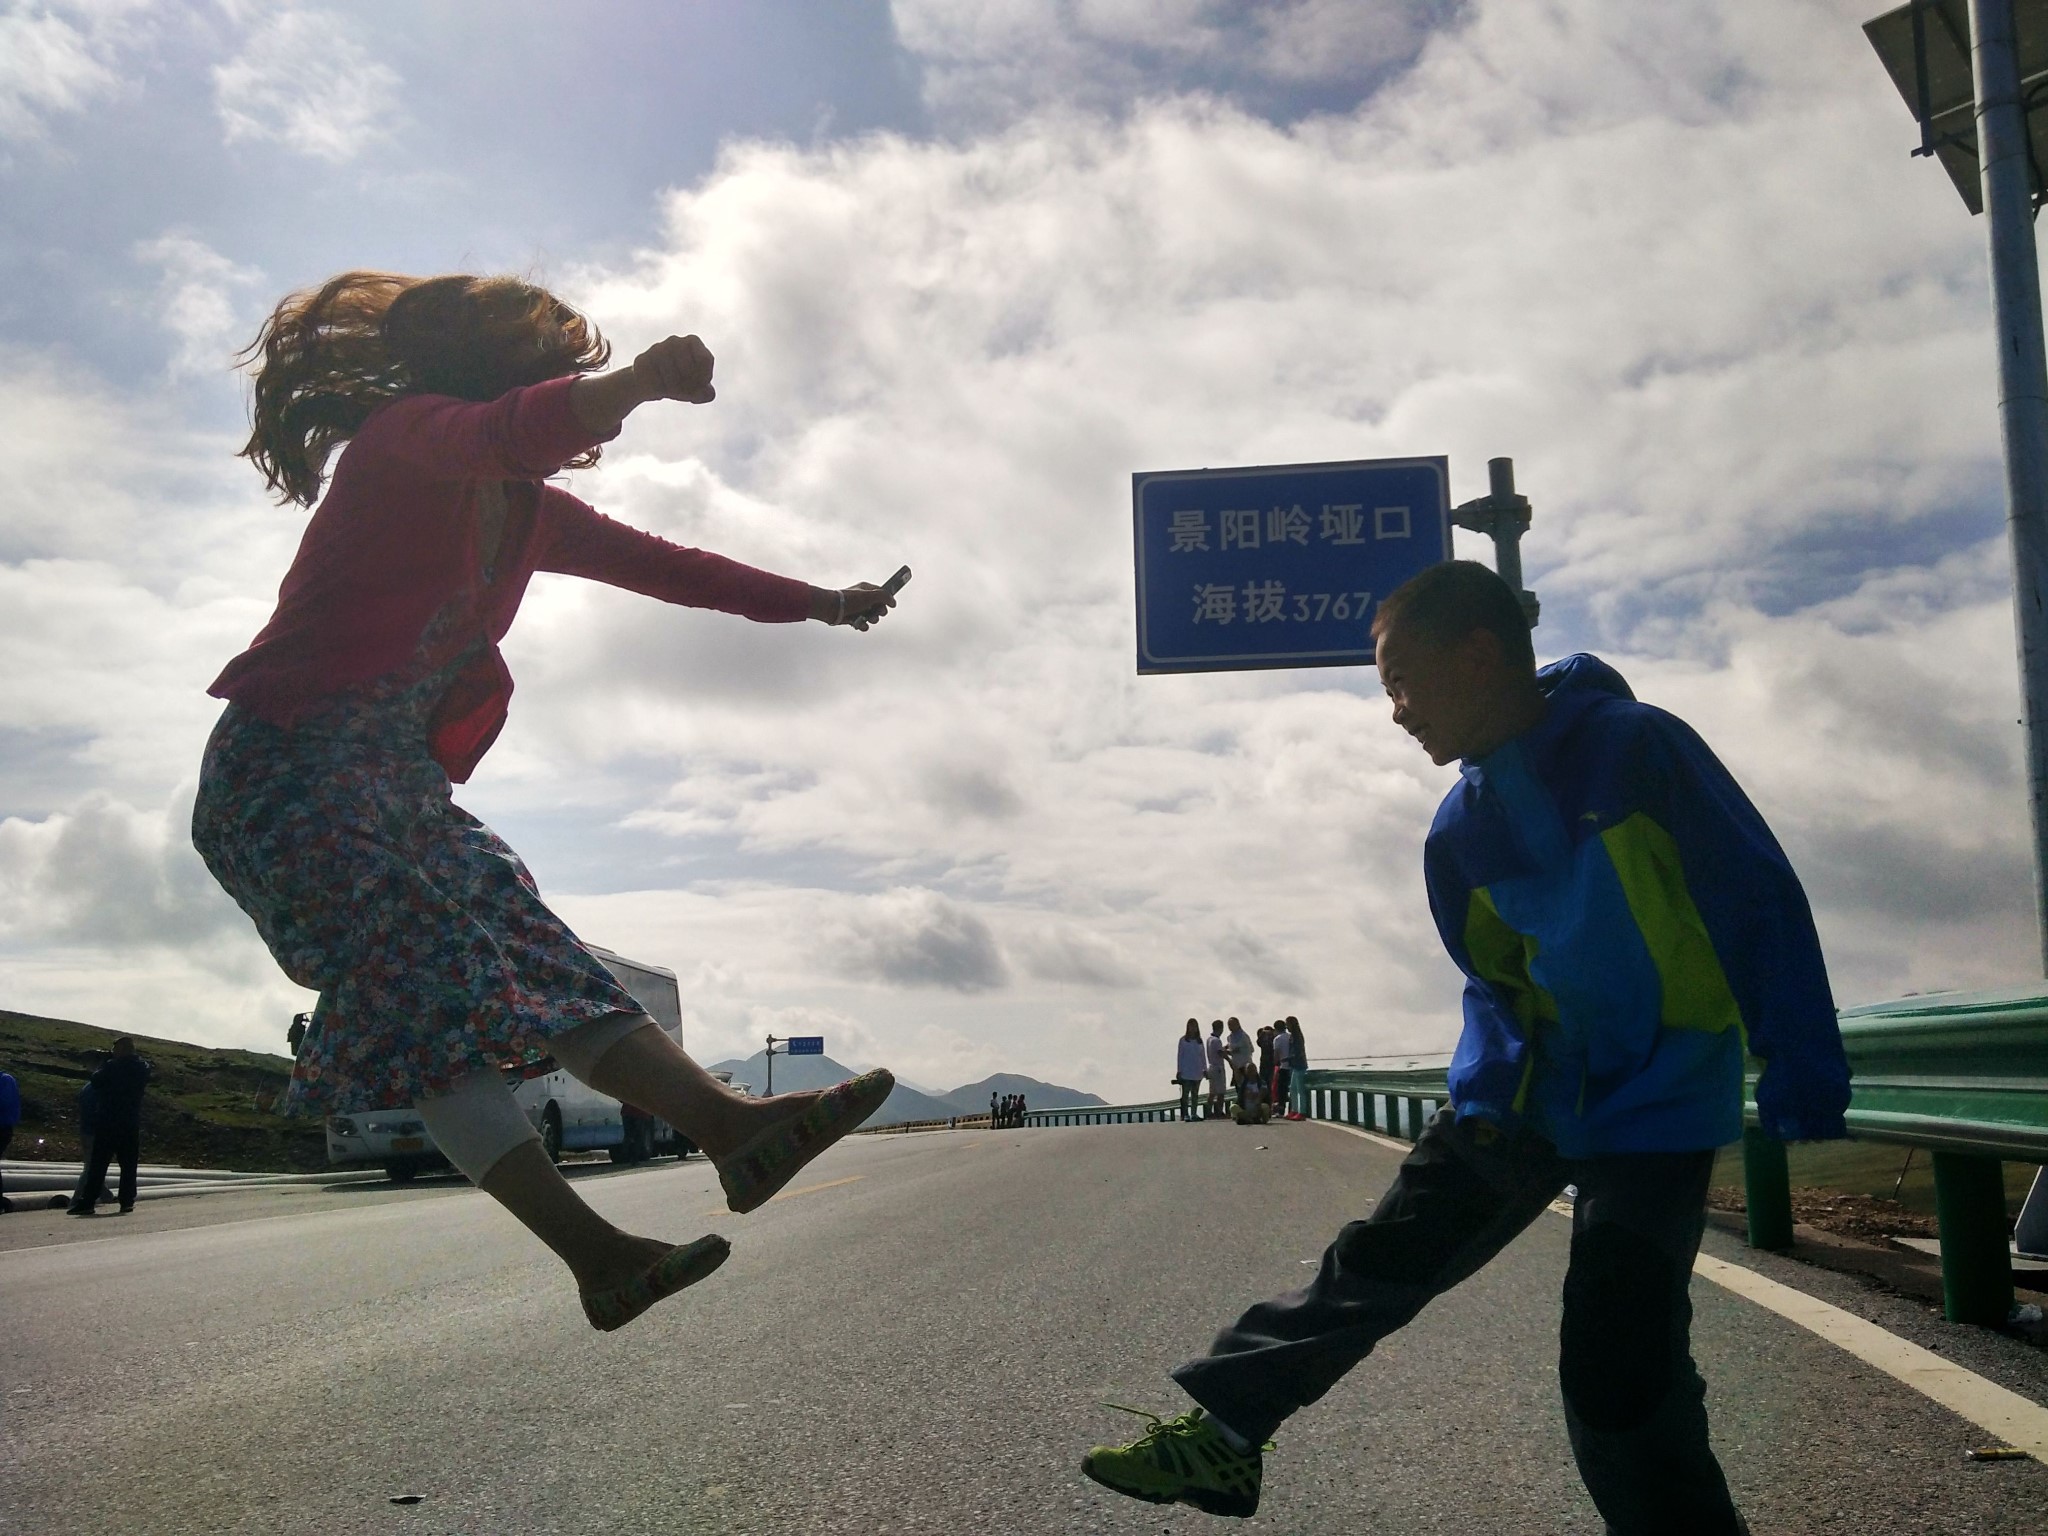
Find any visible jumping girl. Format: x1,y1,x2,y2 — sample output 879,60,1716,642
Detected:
193,271,897,1331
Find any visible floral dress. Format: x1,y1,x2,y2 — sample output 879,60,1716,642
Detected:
190,597,640,1117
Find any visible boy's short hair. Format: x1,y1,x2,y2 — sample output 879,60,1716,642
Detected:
1372,560,1536,678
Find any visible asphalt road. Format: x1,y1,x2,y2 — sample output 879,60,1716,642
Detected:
5,1123,2048,1535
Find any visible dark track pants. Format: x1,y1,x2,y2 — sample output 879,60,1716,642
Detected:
76,1124,140,1211
1171,1111,1743,1536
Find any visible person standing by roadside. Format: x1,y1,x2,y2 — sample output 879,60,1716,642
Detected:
1268,1019,1294,1121
989,1090,1001,1127
71,1037,150,1216
1284,1018,1309,1120
1175,1020,1206,1122
68,1074,114,1211
1204,1021,1228,1123
0,1068,19,1213
1255,1025,1276,1116
1225,1019,1254,1111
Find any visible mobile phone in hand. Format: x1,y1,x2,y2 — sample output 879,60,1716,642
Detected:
880,564,912,597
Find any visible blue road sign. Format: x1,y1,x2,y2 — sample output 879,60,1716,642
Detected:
1132,456,1450,674
786,1036,825,1056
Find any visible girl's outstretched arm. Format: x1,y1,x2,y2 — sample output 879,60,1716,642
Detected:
570,333,716,436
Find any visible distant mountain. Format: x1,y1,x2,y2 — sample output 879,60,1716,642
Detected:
706,1055,1107,1126
938,1073,1106,1116
708,1051,961,1127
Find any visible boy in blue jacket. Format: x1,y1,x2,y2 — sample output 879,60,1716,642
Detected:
1083,561,1849,1533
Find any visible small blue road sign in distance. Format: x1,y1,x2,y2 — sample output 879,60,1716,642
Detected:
786,1036,825,1056
1132,456,1450,674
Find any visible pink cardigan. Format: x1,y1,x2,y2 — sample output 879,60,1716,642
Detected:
209,375,815,781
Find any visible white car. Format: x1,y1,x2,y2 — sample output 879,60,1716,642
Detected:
324,1109,443,1182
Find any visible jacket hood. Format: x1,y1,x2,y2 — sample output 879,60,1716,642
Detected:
1536,652,1635,703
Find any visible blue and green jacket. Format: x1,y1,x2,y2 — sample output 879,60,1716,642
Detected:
1424,653,1850,1156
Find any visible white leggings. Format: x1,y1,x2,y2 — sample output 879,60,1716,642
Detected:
411,1012,657,1184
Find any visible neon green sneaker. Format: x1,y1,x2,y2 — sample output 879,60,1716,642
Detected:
1080,1404,1264,1518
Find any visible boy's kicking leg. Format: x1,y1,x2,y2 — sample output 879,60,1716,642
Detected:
1559,1150,1745,1536
1083,1112,1564,1516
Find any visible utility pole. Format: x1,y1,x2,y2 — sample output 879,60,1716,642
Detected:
1969,0,2048,974
764,1034,786,1096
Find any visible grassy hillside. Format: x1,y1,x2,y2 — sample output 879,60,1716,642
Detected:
0,1009,326,1173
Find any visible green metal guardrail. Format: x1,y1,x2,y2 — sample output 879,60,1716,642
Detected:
1023,994,2048,1328
1767,985,2048,1326
1026,1099,1187,1126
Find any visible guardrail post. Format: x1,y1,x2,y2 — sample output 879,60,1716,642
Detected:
1932,1150,2015,1325
1406,1097,1425,1141
1741,1127,1794,1251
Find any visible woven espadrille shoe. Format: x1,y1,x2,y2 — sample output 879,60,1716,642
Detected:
716,1068,895,1214
579,1233,731,1332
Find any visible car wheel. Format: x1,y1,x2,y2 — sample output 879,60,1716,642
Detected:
540,1105,563,1164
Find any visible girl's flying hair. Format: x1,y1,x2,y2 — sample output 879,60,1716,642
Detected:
238,271,612,505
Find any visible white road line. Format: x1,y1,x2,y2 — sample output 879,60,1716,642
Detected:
1693,1253,2048,1457
1313,1115,2048,1453
1308,1119,1413,1154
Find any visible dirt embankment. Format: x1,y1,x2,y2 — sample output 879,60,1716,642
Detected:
1707,1186,1942,1244
1,1009,326,1173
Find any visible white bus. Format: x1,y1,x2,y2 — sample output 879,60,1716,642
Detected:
323,944,694,1180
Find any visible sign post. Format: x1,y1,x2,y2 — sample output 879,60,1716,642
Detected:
763,1034,825,1095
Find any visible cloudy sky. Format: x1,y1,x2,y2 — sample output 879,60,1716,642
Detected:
0,0,2032,1103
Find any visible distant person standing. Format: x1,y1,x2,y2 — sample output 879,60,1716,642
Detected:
0,1068,19,1213
1268,1019,1293,1120
1255,1025,1276,1114
69,1075,114,1210
1204,1021,1228,1123
989,1090,1001,1127
1175,1020,1206,1122
71,1037,150,1216
1225,1019,1254,1110
1284,1017,1309,1120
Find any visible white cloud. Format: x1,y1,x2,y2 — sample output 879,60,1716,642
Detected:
0,0,152,144
0,789,240,947
212,5,401,163
831,886,1012,992
1,0,2036,1104
134,232,264,379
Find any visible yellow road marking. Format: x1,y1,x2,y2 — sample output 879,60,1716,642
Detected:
703,1174,863,1216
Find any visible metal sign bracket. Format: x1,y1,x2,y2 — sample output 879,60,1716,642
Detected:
1450,456,1540,629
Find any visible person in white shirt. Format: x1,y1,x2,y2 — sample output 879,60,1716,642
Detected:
1225,1018,1255,1111
1203,1021,1228,1122
1175,1020,1207,1122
